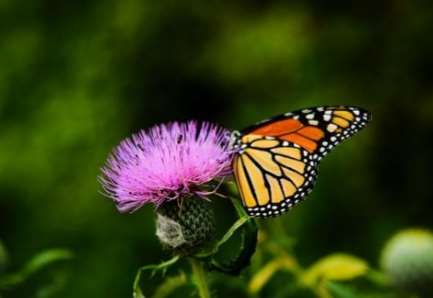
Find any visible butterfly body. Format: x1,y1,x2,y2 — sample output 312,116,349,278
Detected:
232,105,371,218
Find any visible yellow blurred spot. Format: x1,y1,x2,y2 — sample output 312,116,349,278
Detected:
302,253,369,286
248,256,299,295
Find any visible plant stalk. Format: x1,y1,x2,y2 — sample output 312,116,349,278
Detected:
189,258,211,298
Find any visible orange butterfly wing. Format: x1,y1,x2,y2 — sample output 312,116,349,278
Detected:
243,106,371,155
232,106,371,217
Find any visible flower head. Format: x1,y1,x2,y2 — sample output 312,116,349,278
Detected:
100,121,233,212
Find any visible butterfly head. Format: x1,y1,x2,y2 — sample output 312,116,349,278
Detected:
229,130,242,152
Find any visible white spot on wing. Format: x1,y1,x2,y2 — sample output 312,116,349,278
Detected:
327,123,338,132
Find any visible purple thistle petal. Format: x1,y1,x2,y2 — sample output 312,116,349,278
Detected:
99,121,234,213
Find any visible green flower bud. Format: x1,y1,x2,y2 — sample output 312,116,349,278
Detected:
155,197,215,254
381,229,433,295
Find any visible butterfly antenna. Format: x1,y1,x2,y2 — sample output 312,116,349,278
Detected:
196,177,226,198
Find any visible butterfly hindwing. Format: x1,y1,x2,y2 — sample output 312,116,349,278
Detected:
233,135,318,217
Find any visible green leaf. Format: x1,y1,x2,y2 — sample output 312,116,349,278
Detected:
153,272,187,298
133,255,180,298
197,196,258,275
326,282,358,298
365,269,392,288
194,217,249,258
248,255,300,295
302,254,369,287
0,240,8,273
36,271,68,298
133,287,145,298
24,250,73,276
0,249,73,290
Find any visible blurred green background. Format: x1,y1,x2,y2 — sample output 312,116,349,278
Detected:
1,0,433,297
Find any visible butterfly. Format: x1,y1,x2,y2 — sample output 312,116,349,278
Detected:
231,105,371,218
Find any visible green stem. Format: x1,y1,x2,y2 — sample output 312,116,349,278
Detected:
132,255,180,297
189,258,211,298
194,216,249,258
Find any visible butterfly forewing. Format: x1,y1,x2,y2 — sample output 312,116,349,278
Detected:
242,106,371,158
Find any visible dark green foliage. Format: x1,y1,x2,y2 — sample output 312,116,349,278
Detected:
0,248,73,297
1,0,433,297
199,197,258,275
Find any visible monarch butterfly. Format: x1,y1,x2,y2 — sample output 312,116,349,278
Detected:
231,105,371,218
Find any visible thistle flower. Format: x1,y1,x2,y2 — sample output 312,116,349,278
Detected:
100,121,233,213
